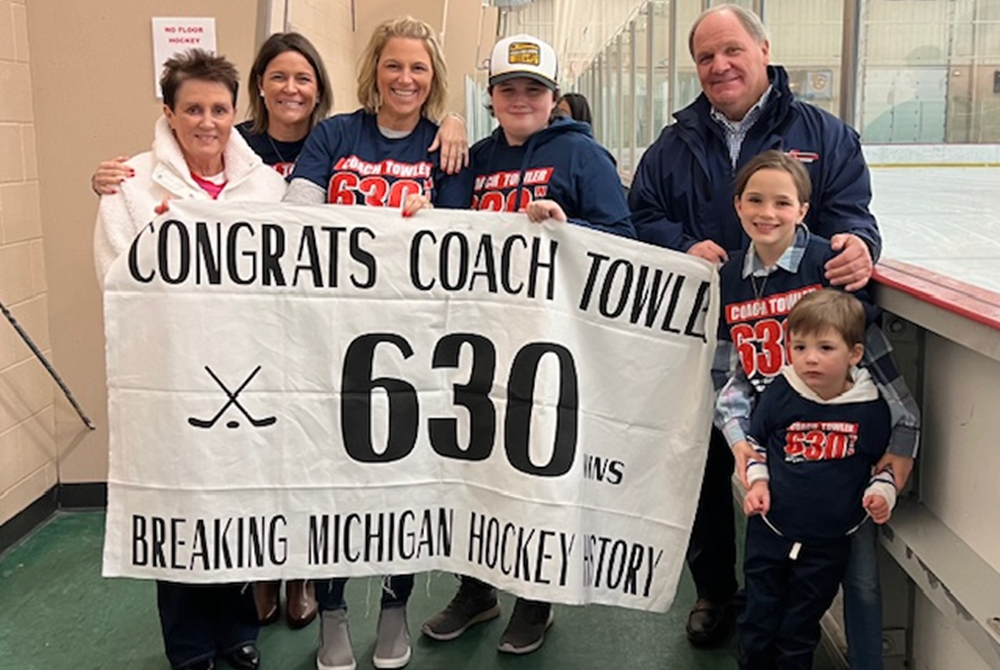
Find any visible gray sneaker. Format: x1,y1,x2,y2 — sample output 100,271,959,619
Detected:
421,580,501,641
317,609,356,670
373,606,411,669
497,599,553,655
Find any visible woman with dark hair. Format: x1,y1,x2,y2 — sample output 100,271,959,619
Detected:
94,50,287,670
556,92,593,126
239,32,330,630
237,32,332,177
92,32,329,190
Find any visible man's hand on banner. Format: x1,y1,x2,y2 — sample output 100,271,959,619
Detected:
686,239,728,265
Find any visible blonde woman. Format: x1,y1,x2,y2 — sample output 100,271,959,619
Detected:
285,17,470,670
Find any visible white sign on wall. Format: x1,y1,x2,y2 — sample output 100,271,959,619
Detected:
151,17,217,98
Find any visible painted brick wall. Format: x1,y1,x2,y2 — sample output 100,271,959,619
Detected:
0,0,57,526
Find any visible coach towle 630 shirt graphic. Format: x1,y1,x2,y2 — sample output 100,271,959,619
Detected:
748,369,891,542
469,116,632,237
290,110,470,209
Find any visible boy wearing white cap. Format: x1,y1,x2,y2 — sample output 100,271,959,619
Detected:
409,34,634,656
404,34,634,239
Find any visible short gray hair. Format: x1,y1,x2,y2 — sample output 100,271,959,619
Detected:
688,4,769,59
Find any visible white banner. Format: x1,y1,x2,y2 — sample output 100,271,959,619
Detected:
101,200,718,613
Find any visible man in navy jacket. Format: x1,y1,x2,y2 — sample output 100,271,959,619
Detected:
628,3,894,649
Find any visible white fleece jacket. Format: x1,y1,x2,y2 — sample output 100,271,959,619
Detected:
93,116,287,285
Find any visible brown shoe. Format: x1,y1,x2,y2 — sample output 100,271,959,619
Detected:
285,579,318,629
254,580,280,625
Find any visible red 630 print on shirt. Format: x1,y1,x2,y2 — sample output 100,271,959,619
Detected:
328,155,434,207
472,167,554,212
784,420,859,462
725,284,823,390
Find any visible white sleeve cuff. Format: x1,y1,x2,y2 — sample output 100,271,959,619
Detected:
865,479,897,512
746,459,770,485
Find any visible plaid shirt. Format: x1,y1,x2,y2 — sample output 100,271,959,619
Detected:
710,86,773,169
713,226,921,458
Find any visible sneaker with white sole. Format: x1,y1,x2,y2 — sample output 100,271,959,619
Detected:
421,578,501,641
373,606,412,669
317,609,356,670
498,598,553,655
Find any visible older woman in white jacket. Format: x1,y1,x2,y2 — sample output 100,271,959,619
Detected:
93,49,284,670
94,49,286,285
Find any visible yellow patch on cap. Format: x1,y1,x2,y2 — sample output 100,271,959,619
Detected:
508,41,541,66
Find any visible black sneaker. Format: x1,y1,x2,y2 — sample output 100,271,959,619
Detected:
497,599,553,655
421,579,501,641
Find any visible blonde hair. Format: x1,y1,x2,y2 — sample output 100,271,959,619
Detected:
356,16,448,121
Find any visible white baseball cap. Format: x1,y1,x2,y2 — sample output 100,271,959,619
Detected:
489,34,559,90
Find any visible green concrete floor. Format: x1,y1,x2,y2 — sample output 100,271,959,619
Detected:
0,511,840,669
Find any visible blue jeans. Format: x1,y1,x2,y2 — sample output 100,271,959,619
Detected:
315,575,414,611
844,521,883,670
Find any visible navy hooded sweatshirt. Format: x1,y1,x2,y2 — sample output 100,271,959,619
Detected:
466,116,635,239
749,373,891,542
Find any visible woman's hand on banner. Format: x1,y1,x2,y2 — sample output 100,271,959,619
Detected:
402,193,433,218
154,196,172,216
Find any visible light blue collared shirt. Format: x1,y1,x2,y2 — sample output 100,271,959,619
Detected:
710,85,774,169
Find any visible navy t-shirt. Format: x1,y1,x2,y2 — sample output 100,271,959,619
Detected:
236,120,304,177
290,109,468,208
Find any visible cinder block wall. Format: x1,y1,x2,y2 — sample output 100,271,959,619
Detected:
0,0,57,526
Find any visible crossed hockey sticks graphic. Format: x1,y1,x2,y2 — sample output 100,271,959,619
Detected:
187,365,277,429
